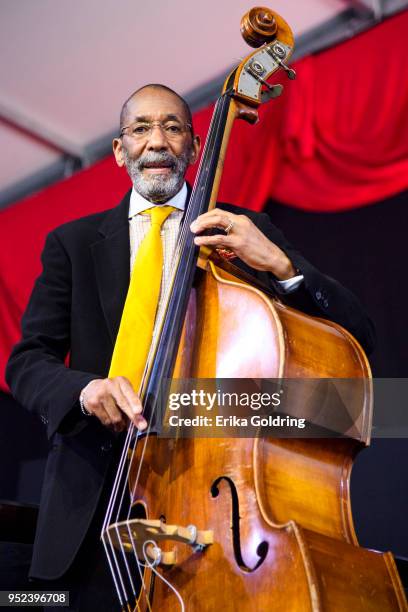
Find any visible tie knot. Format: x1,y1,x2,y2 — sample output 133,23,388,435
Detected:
144,205,176,228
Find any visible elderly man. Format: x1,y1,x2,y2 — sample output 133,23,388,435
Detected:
6,84,374,610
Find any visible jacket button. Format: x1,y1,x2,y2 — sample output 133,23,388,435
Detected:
315,291,322,300
101,441,112,453
323,299,329,308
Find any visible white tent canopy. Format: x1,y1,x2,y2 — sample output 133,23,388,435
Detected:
0,0,405,208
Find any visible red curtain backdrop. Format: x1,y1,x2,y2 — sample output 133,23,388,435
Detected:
1,11,407,391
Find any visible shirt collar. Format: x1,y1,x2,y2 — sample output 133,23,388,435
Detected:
128,182,188,219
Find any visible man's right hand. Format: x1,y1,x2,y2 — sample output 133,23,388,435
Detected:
79,377,147,433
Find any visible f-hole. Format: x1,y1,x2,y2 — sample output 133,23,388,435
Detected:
211,476,268,572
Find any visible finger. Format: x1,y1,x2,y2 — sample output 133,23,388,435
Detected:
191,214,232,233
91,401,115,429
190,211,235,233
102,396,127,432
132,414,148,432
193,233,234,248
192,209,228,222
116,377,143,414
109,381,134,420
115,377,147,431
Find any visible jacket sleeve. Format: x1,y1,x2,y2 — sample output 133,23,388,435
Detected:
5,230,100,439
256,212,376,355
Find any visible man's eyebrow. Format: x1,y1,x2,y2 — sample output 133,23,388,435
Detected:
164,114,183,122
130,114,184,123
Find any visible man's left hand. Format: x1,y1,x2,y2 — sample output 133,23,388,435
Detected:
190,209,296,280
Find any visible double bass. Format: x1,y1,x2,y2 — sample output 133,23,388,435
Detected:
101,7,408,611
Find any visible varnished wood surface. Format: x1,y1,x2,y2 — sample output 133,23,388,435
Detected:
126,265,407,611
256,438,360,544
240,7,278,48
130,434,406,611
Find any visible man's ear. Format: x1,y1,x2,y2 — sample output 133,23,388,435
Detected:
112,138,125,167
189,135,201,165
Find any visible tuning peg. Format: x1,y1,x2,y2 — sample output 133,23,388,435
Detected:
271,55,296,80
281,63,296,80
266,43,296,80
243,64,284,103
261,84,283,102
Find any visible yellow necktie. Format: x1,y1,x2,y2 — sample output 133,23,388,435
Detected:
109,205,175,390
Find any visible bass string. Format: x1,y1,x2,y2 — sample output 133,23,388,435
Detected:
101,367,153,606
111,425,153,605
102,529,135,609
102,391,154,607
103,441,153,611
102,424,134,533
109,320,179,605
102,481,138,608
101,426,137,606
102,425,152,609
102,314,180,608
102,526,151,612
101,535,128,608
103,364,171,608
101,346,161,607
177,93,232,259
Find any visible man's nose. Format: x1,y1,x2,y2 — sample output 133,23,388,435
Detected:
146,124,169,150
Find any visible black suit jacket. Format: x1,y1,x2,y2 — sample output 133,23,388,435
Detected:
6,189,374,579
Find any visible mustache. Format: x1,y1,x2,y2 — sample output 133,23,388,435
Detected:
135,151,178,171
122,145,192,201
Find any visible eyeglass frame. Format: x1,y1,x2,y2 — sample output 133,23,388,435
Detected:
119,119,193,140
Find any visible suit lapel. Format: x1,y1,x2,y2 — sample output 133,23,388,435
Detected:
91,191,131,345
91,183,193,345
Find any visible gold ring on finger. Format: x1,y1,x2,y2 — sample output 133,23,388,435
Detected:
225,220,234,235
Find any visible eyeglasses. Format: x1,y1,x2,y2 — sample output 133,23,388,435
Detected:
120,120,193,141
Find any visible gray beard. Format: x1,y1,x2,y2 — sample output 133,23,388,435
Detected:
123,148,191,202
